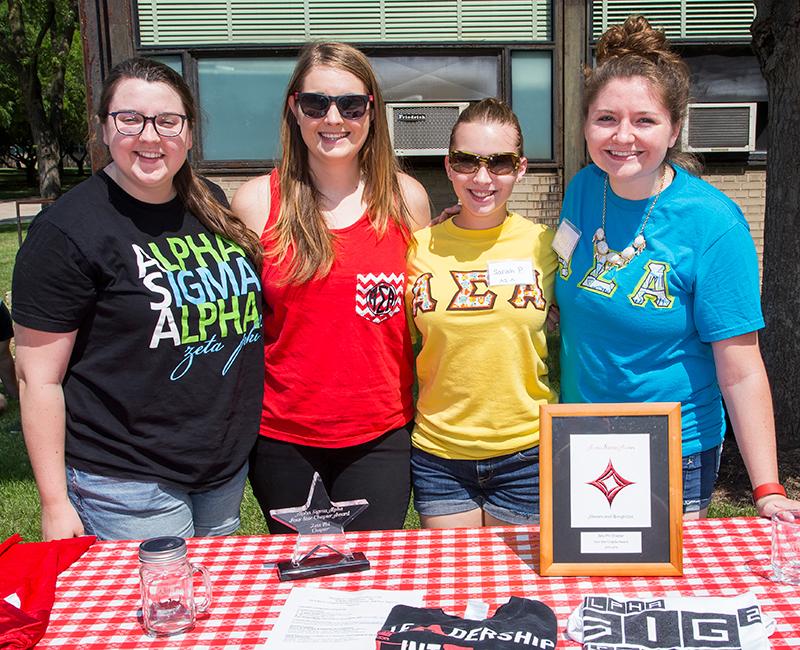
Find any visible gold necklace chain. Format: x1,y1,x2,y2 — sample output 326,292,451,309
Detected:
593,165,669,268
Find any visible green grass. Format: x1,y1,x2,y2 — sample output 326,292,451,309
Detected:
708,500,757,518
0,168,39,200
0,168,89,201
0,420,760,542
0,225,762,542
0,223,24,297
239,487,420,536
0,403,419,541
0,394,755,543
0,221,421,541
0,401,41,542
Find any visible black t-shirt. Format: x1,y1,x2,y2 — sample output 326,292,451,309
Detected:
0,303,12,341
12,171,264,489
376,597,558,649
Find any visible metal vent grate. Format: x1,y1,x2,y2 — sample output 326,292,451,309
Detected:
138,0,551,46
388,103,469,156
682,103,756,152
591,1,755,41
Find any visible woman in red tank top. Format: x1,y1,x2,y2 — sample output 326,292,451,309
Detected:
233,42,431,532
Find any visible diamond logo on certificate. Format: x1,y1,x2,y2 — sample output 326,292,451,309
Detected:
269,472,371,581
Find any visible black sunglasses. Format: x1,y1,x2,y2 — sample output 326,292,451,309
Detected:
448,150,521,176
293,92,373,119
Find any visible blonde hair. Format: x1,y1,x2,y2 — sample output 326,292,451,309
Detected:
585,15,700,175
269,42,412,284
449,98,524,155
97,58,262,267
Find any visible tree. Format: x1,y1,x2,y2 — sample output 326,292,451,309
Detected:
751,1,800,448
60,37,88,175
0,117,37,185
0,0,79,198
0,61,37,183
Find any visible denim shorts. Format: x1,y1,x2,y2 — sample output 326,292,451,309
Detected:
66,462,249,541
682,444,722,513
411,446,539,525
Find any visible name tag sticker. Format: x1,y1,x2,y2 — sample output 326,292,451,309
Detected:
552,218,581,262
487,259,534,286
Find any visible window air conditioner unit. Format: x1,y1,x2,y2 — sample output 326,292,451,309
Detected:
681,102,757,153
387,102,470,156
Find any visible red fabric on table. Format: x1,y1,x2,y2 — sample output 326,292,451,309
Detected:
0,534,95,649
36,519,800,649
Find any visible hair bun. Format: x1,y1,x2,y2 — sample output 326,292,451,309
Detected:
595,15,673,66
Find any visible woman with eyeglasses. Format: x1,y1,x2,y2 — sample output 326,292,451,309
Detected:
12,58,264,541
232,42,430,532
406,98,557,528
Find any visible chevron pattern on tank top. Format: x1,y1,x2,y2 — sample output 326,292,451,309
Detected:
355,273,405,324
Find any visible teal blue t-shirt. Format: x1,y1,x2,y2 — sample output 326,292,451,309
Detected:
555,164,764,455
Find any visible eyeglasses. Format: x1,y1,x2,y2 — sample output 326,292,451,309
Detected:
106,111,188,137
293,92,373,120
448,150,521,176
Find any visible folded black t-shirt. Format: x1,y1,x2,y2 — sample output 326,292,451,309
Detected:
376,597,558,649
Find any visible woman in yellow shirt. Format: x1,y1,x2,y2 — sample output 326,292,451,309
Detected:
406,99,557,528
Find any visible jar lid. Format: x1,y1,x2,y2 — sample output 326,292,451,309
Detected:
138,536,187,563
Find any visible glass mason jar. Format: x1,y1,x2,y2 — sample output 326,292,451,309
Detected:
138,536,213,636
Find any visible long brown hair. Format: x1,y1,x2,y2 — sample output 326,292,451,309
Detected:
97,57,263,267
271,42,412,284
585,15,700,175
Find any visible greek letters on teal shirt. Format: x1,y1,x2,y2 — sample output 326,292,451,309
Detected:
555,164,764,455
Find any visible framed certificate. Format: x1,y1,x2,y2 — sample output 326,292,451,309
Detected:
539,402,682,576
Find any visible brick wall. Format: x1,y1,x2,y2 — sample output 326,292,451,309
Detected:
508,171,563,228
701,167,766,267
210,168,564,226
410,165,455,216
396,168,565,225
213,174,255,203
207,165,765,268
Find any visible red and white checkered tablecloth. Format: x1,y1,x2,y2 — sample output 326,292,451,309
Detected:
37,517,800,649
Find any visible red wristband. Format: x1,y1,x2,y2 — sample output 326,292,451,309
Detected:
752,482,786,503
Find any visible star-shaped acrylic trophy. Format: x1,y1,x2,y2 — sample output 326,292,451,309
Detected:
269,472,370,581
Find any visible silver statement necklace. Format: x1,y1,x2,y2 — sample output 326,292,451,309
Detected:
593,165,668,269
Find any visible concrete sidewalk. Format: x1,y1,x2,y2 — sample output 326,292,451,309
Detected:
0,198,49,226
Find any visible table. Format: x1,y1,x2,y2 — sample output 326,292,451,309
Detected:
38,517,800,649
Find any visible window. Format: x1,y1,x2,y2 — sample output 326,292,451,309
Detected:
197,58,296,160
136,3,557,167
511,51,552,160
372,54,499,101
150,54,182,74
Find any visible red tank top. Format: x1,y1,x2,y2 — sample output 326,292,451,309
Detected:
259,171,414,447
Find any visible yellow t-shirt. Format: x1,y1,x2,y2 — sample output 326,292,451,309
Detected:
406,212,558,460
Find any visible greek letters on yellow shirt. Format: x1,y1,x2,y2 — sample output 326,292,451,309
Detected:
406,212,558,460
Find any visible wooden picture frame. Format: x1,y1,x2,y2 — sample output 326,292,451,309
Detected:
539,402,683,576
